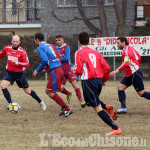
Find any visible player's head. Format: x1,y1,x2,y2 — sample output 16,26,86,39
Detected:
78,32,89,46
117,37,129,50
55,35,64,47
12,35,20,50
34,33,44,45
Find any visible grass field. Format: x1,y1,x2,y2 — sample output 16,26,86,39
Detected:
0,80,149,150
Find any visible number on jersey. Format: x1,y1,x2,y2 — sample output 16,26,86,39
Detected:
89,53,96,68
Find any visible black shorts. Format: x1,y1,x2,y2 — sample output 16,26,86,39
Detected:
120,69,144,92
81,78,103,107
2,70,29,88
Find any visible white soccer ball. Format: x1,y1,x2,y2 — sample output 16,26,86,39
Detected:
9,102,20,113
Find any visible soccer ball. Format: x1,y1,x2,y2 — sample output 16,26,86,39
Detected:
9,102,20,113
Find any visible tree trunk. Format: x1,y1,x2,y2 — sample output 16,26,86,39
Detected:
114,0,127,36
97,0,109,37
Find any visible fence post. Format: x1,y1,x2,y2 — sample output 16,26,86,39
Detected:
113,32,116,81
44,33,48,81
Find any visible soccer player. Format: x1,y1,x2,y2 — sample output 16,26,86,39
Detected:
73,32,121,135
110,36,150,114
33,33,73,117
0,35,46,110
55,35,85,106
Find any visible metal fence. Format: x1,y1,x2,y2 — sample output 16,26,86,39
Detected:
0,8,41,24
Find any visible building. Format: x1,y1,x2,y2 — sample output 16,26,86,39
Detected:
136,0,150,26
41,0,140,37
0,0,41,35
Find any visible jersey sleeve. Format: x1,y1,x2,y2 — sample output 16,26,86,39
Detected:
74,51,84,76
17,51,29,68
101,56,110,82
116,48,131,73
36,47,48,73
0,47,6,59
60,46,70,62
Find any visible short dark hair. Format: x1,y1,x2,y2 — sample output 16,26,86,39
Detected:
117,37,129,45
78,32,89,45
34,33,44,41
55,35,63,39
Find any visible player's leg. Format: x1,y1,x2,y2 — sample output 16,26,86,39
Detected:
82,79,121,135
1,71,14,105
95,105,121,135
133,69,150,99
60,75,72,104
116,76,130,114
60,76,72,104
23,87,46,110
47,67,73,117
67,72,84,104
46,88,72,117
1,80,12,104
15,72,46,110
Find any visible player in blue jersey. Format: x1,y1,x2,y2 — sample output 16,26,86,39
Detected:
33,33,73,117
55,35,85,107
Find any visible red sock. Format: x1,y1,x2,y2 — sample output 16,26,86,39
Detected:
61,88,71,95
52,94,70,111
75,88,82,101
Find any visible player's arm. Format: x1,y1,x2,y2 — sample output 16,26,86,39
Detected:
74,52,84,76
109,55,131,78
0,47,6,59
60,46,70,62
36,48,48,73
116,56,131,73
101,56,110,82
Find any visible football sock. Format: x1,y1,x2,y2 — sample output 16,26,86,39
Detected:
62,104,70,111
101,101,106,110
52,94,70,111
2,88,12,103
118,90,126,108
61,88,71,95
75,88,82,101
98,110,118,130
30,90,42,103
141,92,150,100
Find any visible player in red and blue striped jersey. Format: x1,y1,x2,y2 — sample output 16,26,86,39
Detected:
55,35,85,106
110,36,150,114
33,33,73,117
73,32,121,135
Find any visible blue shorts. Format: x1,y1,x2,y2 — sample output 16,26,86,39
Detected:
120,69,144,92
2,70,29,88
81,78,103,107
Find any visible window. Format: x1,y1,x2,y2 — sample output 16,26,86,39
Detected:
104,0,114,5
137,6,144,18
57,0,98,7
12,0,17,15
27,0,41,20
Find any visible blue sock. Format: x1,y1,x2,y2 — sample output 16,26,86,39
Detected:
141,92,150,100
118,90,126,108
2,88,12,104
30,90,42,103
98,110,118,130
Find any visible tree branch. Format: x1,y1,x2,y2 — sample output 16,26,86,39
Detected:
77,0,101,35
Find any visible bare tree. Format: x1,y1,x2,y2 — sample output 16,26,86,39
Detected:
49,0,128,37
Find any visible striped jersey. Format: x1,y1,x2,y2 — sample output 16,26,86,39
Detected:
116,45,141,77
36,42,61,73
56,43,72,74
0,45,29,72
74,47,110,82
